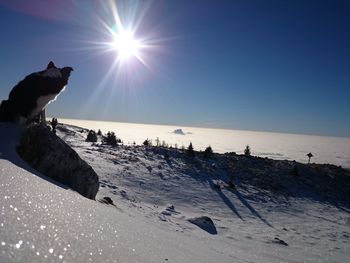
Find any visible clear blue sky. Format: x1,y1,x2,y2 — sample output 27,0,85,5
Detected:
0,0,349,137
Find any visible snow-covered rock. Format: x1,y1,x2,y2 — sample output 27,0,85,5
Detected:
17,125,99,199
173,128,186,135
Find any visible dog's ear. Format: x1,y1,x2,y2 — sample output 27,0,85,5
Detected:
47,61,56,69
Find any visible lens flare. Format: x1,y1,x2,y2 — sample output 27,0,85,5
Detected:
75,0,168,117
112,29,140,60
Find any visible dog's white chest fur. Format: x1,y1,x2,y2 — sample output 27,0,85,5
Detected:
28,93,59,120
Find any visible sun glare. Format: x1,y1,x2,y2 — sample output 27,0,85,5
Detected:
112,30,140,60
77,0,167,116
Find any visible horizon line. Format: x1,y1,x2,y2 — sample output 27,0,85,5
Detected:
47,116,350,139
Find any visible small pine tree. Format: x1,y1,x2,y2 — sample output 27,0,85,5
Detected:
97,129,102,136
155,137,160,147
86,130,97,142
103,131,119,146
51,117,58,134
187,142,195,157
143,138,152,146
204,145,214,159
307,152,313,164
244,145,251,156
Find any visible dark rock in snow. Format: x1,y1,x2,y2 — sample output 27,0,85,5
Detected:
167,205,175,211
99,196,114,205
188,216,217,235
17,124,99,199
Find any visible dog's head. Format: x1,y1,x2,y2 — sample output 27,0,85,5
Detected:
61,66,74,81
42,61,73,81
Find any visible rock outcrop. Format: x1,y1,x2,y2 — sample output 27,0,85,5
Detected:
17,125,99,199
188,216,217,235
173,128,185,135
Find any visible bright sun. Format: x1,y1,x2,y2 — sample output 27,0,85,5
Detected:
88,1,160,71
112,30,140,60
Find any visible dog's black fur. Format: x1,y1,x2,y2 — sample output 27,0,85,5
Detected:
0,62,73,124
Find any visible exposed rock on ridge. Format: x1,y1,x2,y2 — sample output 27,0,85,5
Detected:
17,125,99,199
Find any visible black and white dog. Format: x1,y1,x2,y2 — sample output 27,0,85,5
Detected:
0,62,73,125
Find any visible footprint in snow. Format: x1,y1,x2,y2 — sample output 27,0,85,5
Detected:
160,205,180,216
158,214,168,222
159,205,182,222
271,237,288,246
120,190,136,202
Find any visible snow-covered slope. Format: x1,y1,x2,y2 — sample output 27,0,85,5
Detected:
0,123,235,262
1,123,349,262
58,124,350,262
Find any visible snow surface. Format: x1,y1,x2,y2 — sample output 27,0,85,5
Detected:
1,122,349,262
0,123,233,262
